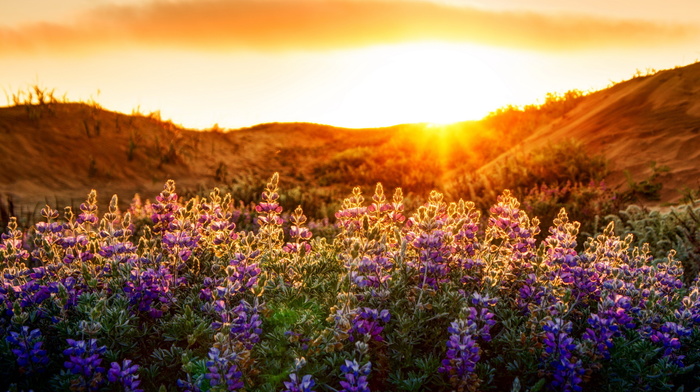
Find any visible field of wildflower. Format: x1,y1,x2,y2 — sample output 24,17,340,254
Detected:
1,173,699,392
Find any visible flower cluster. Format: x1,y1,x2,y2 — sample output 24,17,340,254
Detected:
228,299,264,351
161,217,200,263
405,191,455,293
486,190,540,265
350,255,393,290
339,359,371,392
453,201,482,276
646,321,692,366
348,307,391,343
204,347,244,391
123,264,184,318
63,338,107,391
439,293,496,391
283,373,316,392
283,206,313,254
107,359,143,392
0,217,30,263
255,173,285,248
5,326,50,375
439,319,481,390
216,251,261,298
582,293,636,359
366,183,406,229
150,179,180,234
335,187,368,234
541,318,585,392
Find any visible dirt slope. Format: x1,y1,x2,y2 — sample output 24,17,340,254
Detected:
480,62,700,204
0,103,398,216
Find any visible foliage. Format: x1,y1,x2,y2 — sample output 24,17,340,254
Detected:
622,161,671,202
447,139,616,239
0,175,698,391
604,203,700,284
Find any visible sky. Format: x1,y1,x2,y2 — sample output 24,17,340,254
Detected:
1,0,699,129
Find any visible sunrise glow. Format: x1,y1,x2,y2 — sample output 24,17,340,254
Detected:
1,0,699,129
314,42,515,128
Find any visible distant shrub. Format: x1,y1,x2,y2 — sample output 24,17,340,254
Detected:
622,161,670,202
604,203,700,283
6,85,61,119
447,139,614,233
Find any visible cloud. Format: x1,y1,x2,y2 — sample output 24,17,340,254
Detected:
0,0,696,55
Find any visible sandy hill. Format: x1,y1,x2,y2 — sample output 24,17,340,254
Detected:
481,62,700,205
1,62,699,221
0,103,404,217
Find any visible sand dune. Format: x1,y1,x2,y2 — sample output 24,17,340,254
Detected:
511,62,700,204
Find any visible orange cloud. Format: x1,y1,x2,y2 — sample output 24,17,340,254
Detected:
0,0,696,55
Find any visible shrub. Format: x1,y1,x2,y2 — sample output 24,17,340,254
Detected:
604,203,700,283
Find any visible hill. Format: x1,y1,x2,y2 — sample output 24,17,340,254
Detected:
1,62,699,223
0,102,406,218
477,62,700,205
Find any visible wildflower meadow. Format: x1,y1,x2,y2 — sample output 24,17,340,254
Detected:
1,173,699,391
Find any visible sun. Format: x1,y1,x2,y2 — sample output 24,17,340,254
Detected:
328,42,515,128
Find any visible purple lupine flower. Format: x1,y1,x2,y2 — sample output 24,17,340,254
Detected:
196,191,237,234
487,191,540,264
484,191,540,302
57,275,84,310
678,287,700,325
204,347,244,391
255,201,283,214
283,373,316,392
339,360,371,392
582,313,618,360
348,308,390,343
123,265,184,318
439,319,481,390
646,321,691,366
335,187,367,234
108,359,143,392
18,279,52,309
543,209,580,268
283,206,313,254
517,273,544,314
0,217,30,262
151,180,180,234
542,209,601,306
229,300,263,350
99,241,137,259
211,252,261,298
468,292,498,342
176,376,202,392
351,255,393,290
157,213,201,264
76,191,99,226
542,319,584,392
408,229,452,290
582,293,636,360
63,339,107,391
255,173,283,214
453,202,481,275
365,183,406,227
438,294,495,388
5,326,50,374
255,173,285,246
